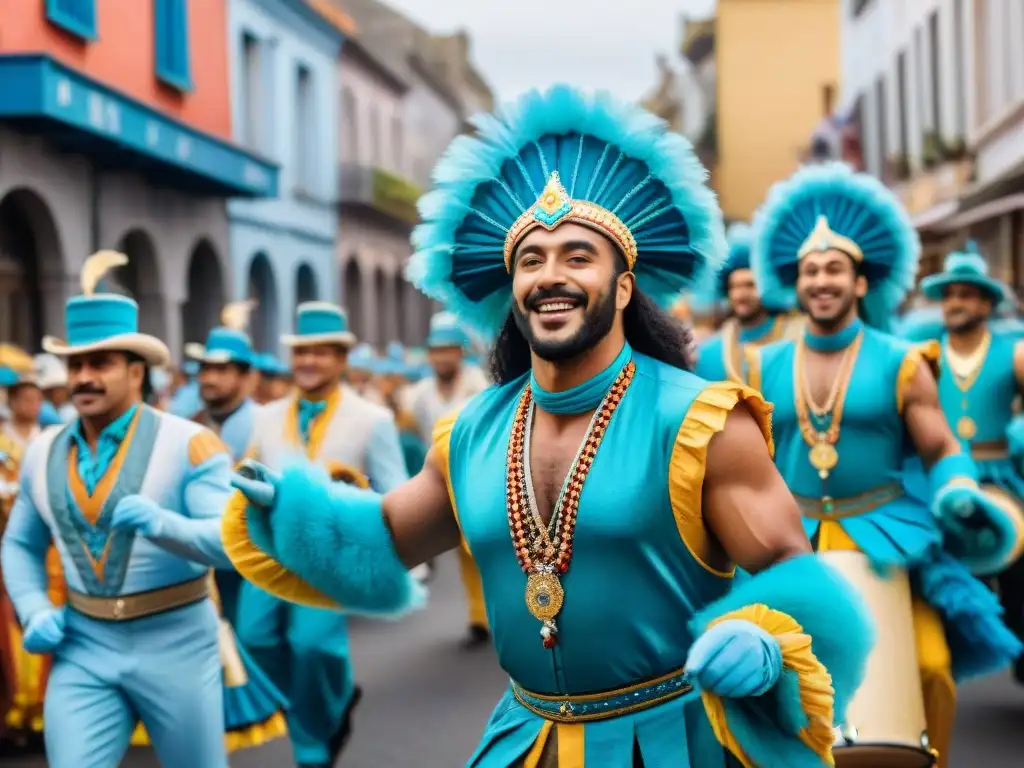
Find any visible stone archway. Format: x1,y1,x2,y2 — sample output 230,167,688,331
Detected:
181,238,225,346
295,262,318,312
112,229,166,339
374,267,389,346
0,188,64,350
393,274,407,345
343,258,364,340
247,252,278,352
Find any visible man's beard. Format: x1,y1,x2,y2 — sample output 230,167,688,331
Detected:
512,281,618,362
203,389,239,412
799,292,857,331
946,313,985,334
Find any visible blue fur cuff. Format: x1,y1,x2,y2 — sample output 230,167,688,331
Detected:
928,452,978,499
690,555,875,767
271,462,425,616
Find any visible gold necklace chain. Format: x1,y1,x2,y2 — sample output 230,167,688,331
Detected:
944,330,991,393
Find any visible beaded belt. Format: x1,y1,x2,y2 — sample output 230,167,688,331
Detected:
68,575,209,622
972,439,1009,461
511,667,693,723
796,483,903,520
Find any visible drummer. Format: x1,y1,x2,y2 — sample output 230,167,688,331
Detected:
746,163,1022,767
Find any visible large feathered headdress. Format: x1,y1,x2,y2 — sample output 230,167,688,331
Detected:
751,162,920,330
406,84,727,336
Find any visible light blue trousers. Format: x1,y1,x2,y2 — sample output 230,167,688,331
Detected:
44,599,226,768
237,582,355,766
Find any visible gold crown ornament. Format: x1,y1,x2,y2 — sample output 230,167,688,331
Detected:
503,172,639,272
797,215,864,263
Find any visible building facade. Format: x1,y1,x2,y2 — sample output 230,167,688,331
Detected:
331,0,492,348
226,0,346,353
716,0,841,222
0,0,277,358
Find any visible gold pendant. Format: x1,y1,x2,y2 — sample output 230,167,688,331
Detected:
957,416,977,440
525,572,564,622
809,442,839,478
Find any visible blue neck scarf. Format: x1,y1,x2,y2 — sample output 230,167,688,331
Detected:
531,342,632,415
71,403,139,494
297,399,328,442
739,315,776,343
804,317,864,352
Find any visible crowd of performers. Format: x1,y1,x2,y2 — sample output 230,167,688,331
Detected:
2,82,1024,768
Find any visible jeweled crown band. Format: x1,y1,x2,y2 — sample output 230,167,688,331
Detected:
503,172,639,272
797,215,864,263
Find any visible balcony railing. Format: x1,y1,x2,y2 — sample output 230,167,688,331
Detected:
339,163,423,225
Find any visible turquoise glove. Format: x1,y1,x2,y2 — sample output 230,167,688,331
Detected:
23,607,66,654
110,494,168,538
686,619,782,698
232,460,280,508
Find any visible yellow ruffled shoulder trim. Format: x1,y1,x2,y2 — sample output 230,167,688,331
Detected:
669,382,773,577
897,340,941,414
188,429,229,466
702,603,836,768
431,409,466,543
221,490,339,609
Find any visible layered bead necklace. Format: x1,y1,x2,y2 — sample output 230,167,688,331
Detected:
506,349,635,649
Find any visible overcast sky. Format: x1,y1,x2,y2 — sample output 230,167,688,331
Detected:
380,0,717,103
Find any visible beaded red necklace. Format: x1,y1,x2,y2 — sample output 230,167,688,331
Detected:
506,360,636,648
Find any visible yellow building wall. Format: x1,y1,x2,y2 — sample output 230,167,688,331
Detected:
716,0,840,221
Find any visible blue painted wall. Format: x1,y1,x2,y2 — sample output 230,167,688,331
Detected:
226,0,343,353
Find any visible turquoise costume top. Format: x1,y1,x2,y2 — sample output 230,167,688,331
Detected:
749,163,1022,681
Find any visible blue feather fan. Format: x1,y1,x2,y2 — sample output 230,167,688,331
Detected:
407,84,727,337
751,162,920,330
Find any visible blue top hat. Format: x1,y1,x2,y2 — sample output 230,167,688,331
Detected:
281,302,357,348
919,242,1009,303
426,312,470,349
42,251,171,366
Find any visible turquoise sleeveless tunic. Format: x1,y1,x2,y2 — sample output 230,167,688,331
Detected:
755,328,940,567
695,315,783,383
937,329,1024,498
445,353,735,766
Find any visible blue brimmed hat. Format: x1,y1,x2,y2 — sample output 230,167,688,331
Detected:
281,302,356,348
919,242,1009,304
406,84,726,337
426,311,470,349
254,352,290,377
42,251,171,366
751,162,920,330
185,301,256,366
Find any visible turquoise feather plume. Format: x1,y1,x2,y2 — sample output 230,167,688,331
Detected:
406,84,727,337
750,162,920,331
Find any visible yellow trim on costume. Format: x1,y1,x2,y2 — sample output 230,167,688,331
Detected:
220,490,340,609
323,460,370,488
816,520,859,551
896,341,941,414
523,721,554,768
188,429,230,466
669,382,774,577
130,712,288,753
702,603,835,768
556,722,585,768
743,346,762,392
797,215,863,263
285,386,342,459
431,408,464,539
503,171,638,272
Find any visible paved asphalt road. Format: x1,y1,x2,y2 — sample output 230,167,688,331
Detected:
3,553,1023,767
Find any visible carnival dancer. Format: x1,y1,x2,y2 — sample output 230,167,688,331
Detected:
233,301,408,768
695,222,799,384
747,162,1023,768
224,84,873,768
915,243,1024,683
0,251,237,767
405,311,491,644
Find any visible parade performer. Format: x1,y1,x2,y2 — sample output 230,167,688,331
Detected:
916,243,1024,682
254,352,292,404
695,222,799,383
405,311,491,645
345,343,381,400
0,251,237,767
233,301,408,768
224,84,873,768
747,162,1023,767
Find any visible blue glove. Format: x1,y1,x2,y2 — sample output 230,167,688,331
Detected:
111,495,168,538
686,619,782,698
22,607,66,654
232,460,281,509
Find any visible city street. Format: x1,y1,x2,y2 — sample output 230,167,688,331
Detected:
3,553,1023,767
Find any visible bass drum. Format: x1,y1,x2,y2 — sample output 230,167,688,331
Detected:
822,550,937,768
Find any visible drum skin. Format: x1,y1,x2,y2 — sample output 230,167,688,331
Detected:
822,551,937,768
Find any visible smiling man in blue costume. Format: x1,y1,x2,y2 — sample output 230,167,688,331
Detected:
747,162,1023,768
231,300,409,768
222,85,872,768
915,242,1024,683
0,251,239,767
695,222,800,384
